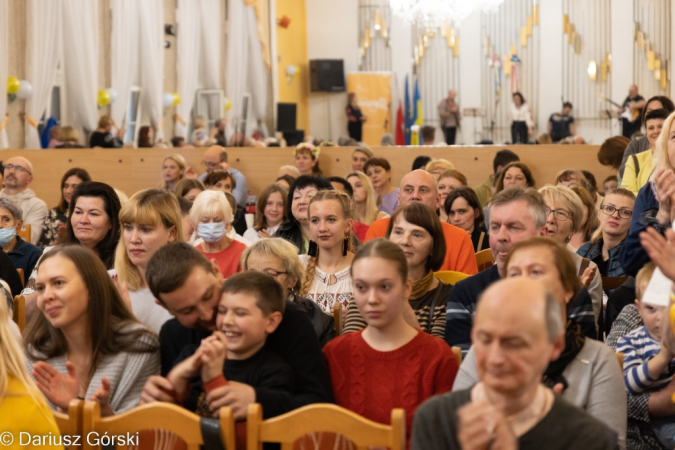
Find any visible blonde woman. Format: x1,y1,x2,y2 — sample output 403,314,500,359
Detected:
425,159,455,180
114,189,184,333
160,154,187,192
346,171,387,225
0,289,61,448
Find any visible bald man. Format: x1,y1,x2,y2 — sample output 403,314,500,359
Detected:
198,145,248,207
364,170,477,274
0,157,47,243
412,278,617,450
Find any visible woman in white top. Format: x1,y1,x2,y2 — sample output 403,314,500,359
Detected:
510,91,533,144
243,184,288,244
299,190,355,314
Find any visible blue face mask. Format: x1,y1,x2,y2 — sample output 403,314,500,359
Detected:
0,227,16,247
198,222,227,243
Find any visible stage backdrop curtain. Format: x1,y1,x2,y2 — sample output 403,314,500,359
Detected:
110,0,139,130
62,0,99,136
138,0,165,140
174,0,201,139
24,0,62,149
0,0,8,148
198,0,222,90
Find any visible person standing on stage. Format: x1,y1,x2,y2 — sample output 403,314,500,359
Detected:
548,102,575,142
438,90,461,145
621,84,646,139
346,93,367,142
510,92,533,144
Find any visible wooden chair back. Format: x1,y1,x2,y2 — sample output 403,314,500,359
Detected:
17,224,31,243
434,271,470,285
452,347,463,365
82,401,235,450
17,268,24,286
601,276,629,290
53,399,84,437
333,303,342,336
12,295,25,332
246,403,405,450
475,249,494,272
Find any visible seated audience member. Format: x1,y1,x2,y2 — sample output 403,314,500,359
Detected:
294,144,321,176
199,146,248,207
190,190,246,279
620,110,675,276
211,118,227,147
324,239,458,445
350,146,374,172
299,191,355,314
190,116,209,147
597,136,630,179
606,264,652,350
174,178,206,203
421,125,436,145
170,136,186,148
160,154,186,192
0,156,48,244
0,250,26,298
47,125,62,149
539,185,603,321
275,174,295,191
204,171,236,194
493,161,536,194
444,188,597,351
555,168,589,190
115,189,183,333
577,188,635,277
0,198,42,277
474,149,520,207
364,157,399,215
438,169,468,222
277,165,301,180
425,159,455,179
138,126,154,148
365,170,477,274
241,238,334,346
380,133,395,146
54,126,83,148
622,108,669,196
582,170,600,202
536,132,552,144
328,176,352,196
445,187,489,251
89,115,123,148
26,246,160,415
619,95,675,179
414,277,618,450
411,156,432,171
39,168,91,248
243,184,287,244
343,202,449,337
222,191,249,241
176,197,195,243
141,242,332,419
274,175,333,254
0,291,62,447
568,185,599,251
346,172,388,226
603,175,619,194
452,238,625,444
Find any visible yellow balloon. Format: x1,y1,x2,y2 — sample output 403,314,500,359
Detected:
97,89,110,107
224,99,232,111
172,92,181,106
7,76,19,95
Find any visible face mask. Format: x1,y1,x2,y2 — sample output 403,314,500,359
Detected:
0,227,16,247
198,222,227,243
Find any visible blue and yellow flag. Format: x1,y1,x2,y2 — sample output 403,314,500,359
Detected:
410,79,423,145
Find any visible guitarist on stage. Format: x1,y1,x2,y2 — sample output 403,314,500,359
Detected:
621,84,646,138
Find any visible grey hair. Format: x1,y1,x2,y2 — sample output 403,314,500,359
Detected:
489,186,547,229
544,291,564,343
0,198,22,221
239,237,305,292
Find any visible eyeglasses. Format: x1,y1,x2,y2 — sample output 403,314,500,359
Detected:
5,164,31,175
600,204,633,219
201,161,219,169
546,207,572,221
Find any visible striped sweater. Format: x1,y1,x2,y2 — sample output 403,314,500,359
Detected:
616,325,675,394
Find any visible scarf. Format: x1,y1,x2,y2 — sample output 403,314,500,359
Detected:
542,318,585,391
409,271,434,301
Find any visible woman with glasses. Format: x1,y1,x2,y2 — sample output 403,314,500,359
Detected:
577,189,635,277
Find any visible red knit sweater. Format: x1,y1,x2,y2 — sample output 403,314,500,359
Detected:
322,329,458,446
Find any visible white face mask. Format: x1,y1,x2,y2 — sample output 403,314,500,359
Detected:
198,222,227,243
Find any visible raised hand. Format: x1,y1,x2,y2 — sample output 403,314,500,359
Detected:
33,361,80,410
199,331,228,381
90,377,114,417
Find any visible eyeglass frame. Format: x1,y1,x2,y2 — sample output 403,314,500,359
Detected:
546,207,572,221
5,164,32,176
600,204,633,219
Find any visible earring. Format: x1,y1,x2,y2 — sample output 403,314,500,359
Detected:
308,240,318,257
343,236,349,256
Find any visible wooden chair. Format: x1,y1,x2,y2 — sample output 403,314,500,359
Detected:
53,399,84,437
246,403,405,450
333,303,342,336
452,347,463,365
12,295,25,332
82,401,235,450
602,276,629,290
434,271,470,285
475,249,494,272
17,268,24,286
17,224,31,243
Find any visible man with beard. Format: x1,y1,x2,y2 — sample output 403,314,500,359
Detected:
0,157,47,244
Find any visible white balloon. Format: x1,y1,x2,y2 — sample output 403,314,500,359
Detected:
285,65,298,76
106,88,118,104
162,92,175,108
16,80,32,100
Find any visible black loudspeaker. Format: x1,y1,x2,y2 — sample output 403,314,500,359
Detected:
277,103,297,132
310,60,346,92
283,130,305,147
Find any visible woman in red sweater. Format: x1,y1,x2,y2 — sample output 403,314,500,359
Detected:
323,238,458,446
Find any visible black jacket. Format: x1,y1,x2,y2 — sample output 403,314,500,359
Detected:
290,294,335,347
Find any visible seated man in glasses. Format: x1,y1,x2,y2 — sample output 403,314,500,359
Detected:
197,146,248,208
0,157,47,244
577,188,636,277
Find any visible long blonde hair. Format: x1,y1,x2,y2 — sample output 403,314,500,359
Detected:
653,111,675,172
160,154,187,190
347,171,380,225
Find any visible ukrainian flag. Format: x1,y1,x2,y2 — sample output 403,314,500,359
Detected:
410,79,423,145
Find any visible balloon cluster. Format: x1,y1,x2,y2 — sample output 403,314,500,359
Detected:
97,88,119,107
7,77,32,100
162,92,181,108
